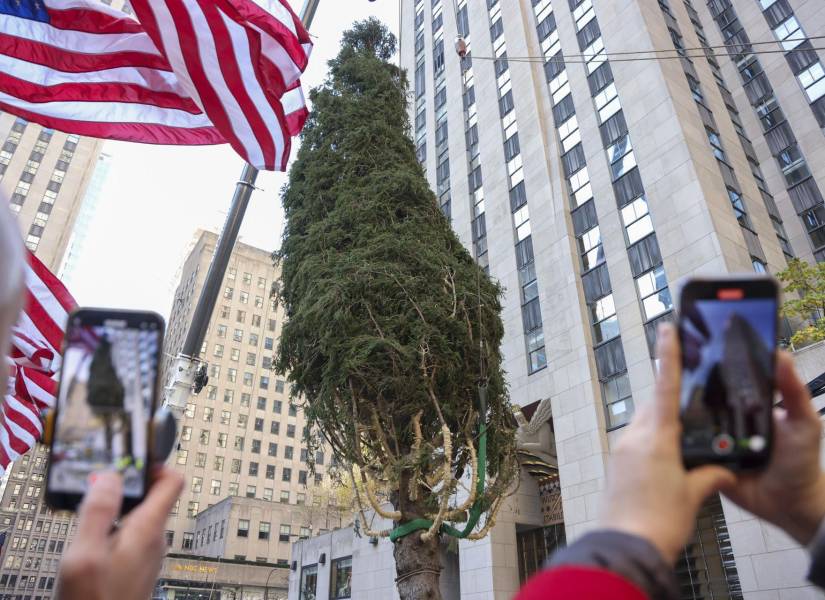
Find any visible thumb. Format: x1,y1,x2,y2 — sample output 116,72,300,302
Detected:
686,465,736,507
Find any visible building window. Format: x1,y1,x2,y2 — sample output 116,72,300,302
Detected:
283,467,292,482
211,479,221,495
268,442,278,457
187,501,199,518
620,197,653,245
182,532,194,550
258,522,270,540
237,519,249,537
176,450,188,465
260,376,270,389
590,294,619,344
279,524,291,542
247,485,256,498
191,477,202,493
603,372,633,429
636,266,672,321
330,557,353,600
577,225,603,271
773,16,803,50
706,129,726,161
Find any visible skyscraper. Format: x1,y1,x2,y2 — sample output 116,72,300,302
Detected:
0,116,104,273
58,153,113,289
157,231,340,597
400,0,824,597
0,120,105,599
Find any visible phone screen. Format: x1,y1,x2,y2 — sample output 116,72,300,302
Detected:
48,311,162,506
679,280,777,469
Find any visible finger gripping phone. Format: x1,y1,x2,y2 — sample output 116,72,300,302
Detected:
45,308,164,513
678,277,778,471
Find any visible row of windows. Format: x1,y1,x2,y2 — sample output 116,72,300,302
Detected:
659,3,768,271
0,574,53,591
678,0,794,259
225,268,268,289
491,0,547,375
214,327,275,349
221,287,277,311
534,0,631,428
708,0,825,258
460,27,487,265
177,429,310,456
177,438,323,464
198,366,281,390
186,466,317,494
433,0,450,219
171,481,321,520
217,305,277,330
200,390,289,410
4,120,78,252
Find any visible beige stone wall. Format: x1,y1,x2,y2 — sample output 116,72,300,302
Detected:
162,231,333,565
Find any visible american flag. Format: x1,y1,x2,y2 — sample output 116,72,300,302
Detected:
2,250,75,468
0,0,312,170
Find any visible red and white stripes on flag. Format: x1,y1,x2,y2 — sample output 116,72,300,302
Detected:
130,0,311,170
1,250,76,468
0,0,311,170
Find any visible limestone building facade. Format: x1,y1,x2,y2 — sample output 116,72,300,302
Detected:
399,0,825,597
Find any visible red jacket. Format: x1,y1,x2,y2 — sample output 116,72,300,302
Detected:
515,566,649,600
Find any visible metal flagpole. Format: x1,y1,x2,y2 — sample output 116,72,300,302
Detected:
182,0,321,359
164,0,321,418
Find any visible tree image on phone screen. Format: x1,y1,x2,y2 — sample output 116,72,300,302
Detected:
680,295,776,466
50,324,159,498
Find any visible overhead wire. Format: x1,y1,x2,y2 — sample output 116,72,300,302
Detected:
448,27,825,66
469,43,825,66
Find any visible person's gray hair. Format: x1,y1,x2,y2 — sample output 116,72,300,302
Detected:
0,205,24,311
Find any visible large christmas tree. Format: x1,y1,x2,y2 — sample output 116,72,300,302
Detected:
276,19,518,599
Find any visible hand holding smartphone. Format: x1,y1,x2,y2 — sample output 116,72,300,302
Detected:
678,277,778,471
45,309,164,514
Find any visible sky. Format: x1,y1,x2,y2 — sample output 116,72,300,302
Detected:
68,1,401,319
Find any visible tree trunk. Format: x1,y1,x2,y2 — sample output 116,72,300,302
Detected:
393,530,442,600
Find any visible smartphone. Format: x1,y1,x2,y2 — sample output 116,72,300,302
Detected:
678,277,778,471
45,308,164,513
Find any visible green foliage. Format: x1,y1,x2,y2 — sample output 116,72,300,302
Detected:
777,258,825,347
275,18,517,522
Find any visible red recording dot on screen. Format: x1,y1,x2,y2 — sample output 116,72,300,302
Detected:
717,288,744,300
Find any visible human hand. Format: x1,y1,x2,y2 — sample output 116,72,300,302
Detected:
599,323,735,564
56,467,184,600
721,351,825,546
